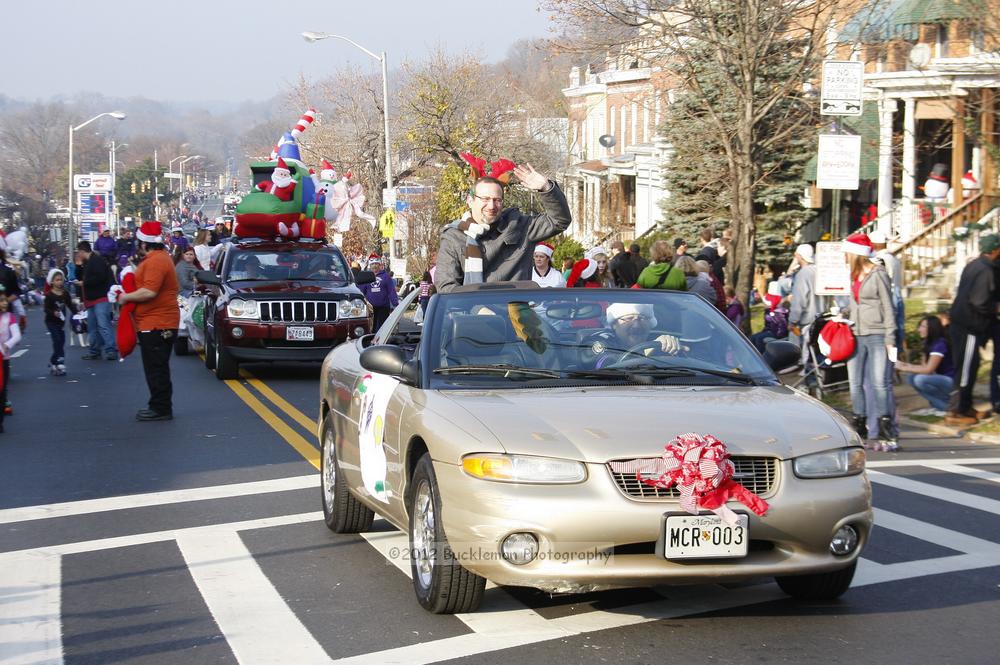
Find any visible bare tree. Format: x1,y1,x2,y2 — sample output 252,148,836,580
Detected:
546,0,881,302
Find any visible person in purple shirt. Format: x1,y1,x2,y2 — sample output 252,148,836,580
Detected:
897,315,954,414
359,256,399,331
94,229,118,266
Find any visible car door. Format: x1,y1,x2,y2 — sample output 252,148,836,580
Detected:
342,289,422,518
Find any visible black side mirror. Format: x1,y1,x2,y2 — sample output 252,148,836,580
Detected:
360,345,419,384
764,340,800,372
196,270,221,286
355,270,376,285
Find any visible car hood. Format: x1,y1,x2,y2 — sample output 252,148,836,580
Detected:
225,280,359,296
438,385,851,462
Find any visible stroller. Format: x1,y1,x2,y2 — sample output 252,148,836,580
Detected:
790,312,850,399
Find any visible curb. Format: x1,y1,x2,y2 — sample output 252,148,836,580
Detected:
966,431,1000,445
897,416,965,438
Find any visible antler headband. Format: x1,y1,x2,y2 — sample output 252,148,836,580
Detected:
460,152,516,185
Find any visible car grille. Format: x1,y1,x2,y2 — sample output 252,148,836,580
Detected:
258,300,337,323
607,456,778,500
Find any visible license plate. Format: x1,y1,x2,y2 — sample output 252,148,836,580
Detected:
286,326,314,341
663,514,748,559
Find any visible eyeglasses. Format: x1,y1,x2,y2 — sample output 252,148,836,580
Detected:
616,314,652,324
474,195,504,205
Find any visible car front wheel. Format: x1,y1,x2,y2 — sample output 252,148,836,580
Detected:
320,414,374,533
775,561,857,600
408,454,485,613
214,342,239,380
204,330,216,370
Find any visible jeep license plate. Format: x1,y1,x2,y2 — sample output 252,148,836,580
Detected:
286,326,314,341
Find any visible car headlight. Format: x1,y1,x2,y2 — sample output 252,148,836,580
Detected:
338,298,367,319
227,298,259,319
793,448,866,479
462,454,587,484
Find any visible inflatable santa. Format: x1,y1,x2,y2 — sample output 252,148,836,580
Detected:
257,157,297,202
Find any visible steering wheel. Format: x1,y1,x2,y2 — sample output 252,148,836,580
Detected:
609,340,671,367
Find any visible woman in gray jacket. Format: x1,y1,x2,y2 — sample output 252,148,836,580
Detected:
843,233,898,451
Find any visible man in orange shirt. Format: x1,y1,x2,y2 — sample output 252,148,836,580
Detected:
118,221,180,421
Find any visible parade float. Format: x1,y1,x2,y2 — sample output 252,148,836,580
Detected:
233,108,376,245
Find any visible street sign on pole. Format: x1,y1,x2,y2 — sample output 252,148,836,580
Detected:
816,134,862,190
163,172,181,179
820,60,864,116
815,241,851,296
382,187,396,209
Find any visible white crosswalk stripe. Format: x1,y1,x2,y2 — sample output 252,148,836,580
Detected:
3,458,999,664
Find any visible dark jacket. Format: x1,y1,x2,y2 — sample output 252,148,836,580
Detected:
94,235,117,260
434,183,572,293
80,253,115,304
951,255,997,335
44,290,75,327
609,251,639,288
361,269,399,309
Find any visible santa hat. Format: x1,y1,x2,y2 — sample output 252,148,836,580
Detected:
843,232,873,256
962,170,979,190
534,243,554,257
817,320,856,364
275,157,290,173
46,268,65,285
136,221,163,243
320,159,336,181
586,247,609,260
764,281,783,310
606,302,657,328
566,258,598,287
794,244,814,263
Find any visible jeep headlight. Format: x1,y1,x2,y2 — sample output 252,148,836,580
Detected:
462,454,587,484
338,298,368,319
227,298,259,319
793,448,866,479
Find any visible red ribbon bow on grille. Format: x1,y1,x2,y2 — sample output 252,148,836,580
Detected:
610,434,769,525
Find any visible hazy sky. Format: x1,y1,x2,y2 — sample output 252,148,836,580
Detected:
1,0,553,102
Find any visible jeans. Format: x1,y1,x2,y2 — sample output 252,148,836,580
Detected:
847,333,890,417
47,323,66,365
907,373,953,411
138,329,176,415
87,301,118,357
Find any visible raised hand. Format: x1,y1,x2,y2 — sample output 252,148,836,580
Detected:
512,163,549,191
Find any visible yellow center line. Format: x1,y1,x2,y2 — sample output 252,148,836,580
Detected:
223,378,321,470
238,368,317,433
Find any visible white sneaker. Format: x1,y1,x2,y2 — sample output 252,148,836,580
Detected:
909,407,936,416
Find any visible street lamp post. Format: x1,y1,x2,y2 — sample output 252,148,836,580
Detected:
303,31,395,264
178,155,202,210
168,155,188,194
68,111,126,252
108,141,127,232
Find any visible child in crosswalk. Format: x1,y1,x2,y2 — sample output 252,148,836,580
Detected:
0,288,22,432
44,269,76,376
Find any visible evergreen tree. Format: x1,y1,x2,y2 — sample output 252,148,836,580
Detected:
660,24,816,277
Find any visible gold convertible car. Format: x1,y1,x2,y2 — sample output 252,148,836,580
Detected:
317,283,872,613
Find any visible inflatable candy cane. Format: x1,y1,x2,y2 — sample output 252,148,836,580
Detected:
270,108,317,159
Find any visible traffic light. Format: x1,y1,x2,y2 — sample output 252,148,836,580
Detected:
131,182,137,194
145,179,151,190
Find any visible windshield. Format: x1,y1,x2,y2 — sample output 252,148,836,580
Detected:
425,289,775,388
226,248,350,282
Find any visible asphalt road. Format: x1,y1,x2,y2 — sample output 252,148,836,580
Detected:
2,305,1000,664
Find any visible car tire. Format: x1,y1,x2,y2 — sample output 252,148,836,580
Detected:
408,454,485,613
215,343,239,380
775,561,857,601
204,332,217,370
174,335,190,356
320,414,375,533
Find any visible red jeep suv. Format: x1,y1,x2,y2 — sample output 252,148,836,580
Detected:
197,239,373,379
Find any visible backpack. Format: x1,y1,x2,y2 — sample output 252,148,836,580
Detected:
817,320,856,363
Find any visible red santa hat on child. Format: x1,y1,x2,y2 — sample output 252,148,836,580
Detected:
534,242,554,258
46,268,65,285
136,220,163,243
842,232,873,257
566,258,598,287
